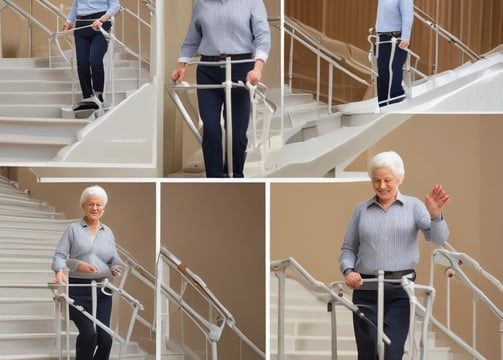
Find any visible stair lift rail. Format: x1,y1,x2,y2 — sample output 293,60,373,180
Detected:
429,244,503,360
49,277,144,360
271,257,395,360
158,248,265,360
282,16,372,114
166,57,275,177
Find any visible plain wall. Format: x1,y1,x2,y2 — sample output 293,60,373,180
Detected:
270,114,503,359
161,182,266,360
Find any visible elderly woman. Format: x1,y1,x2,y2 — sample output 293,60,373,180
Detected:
339,151,450,359
375,0,414,107
170,0,271,178
52,185,124,360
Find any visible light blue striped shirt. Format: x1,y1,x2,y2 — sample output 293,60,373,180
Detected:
66,0,121,23
178,0,271,62
339,191,449,275
52,219,124,279
375,0,414,41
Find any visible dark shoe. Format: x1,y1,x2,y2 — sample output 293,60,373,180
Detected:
73,96,101,111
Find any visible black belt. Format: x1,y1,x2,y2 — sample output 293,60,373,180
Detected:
200,53,253,62
361,269,415,280
76,11,106,20
378,31,402,38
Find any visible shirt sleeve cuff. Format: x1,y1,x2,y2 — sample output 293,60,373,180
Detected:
254,50,269,63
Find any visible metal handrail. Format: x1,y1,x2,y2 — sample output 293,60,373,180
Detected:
49,278,143,360
429,245,503,359
271,257,411,360
166,57,275,176
158,248,265,359
413,5,482,74
282,16,371,113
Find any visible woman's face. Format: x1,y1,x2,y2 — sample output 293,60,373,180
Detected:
371,167,403,204
82,194,105,222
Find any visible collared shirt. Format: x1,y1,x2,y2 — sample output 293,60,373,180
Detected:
339,191,449,275
178,0,271,63
375,0,414,41
52,218,123,279
66,0,121,23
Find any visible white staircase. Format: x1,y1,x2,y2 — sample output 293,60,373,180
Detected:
0,174,153,359
270,276,453,360
0,45,162,180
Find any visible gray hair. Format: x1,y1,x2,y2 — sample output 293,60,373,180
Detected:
80,185,108,207
368,151,405,177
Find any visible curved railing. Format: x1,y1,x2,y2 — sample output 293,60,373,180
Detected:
49,277,144,360
282,16,372,113
158,247,265,359
166,57,276,176
413,5,482,73
47,243,155,360
271,257,439,360
428,244,502,359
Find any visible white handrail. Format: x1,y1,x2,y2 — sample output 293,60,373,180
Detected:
49,278,144,360
281,16,371,112
429,245,503,359
158,247,265,359
413,5,482,72
166,58,275,175
271,257,393,360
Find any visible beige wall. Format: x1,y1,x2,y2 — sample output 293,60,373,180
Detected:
161,182,266,360
271,114,503,359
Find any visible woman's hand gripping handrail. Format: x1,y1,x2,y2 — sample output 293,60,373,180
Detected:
159,247,265,358
271,257,392,344
166,58,273,152
48,278,144,356
330,274,435,359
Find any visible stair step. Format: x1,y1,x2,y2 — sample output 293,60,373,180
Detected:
0,68,144,82
0,91,127,105
0,117,90,137
0,315,68,334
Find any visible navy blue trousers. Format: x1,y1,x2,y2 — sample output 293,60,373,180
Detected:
376,36,408,107
196,61,254,177
69,278,113,360
74,18,111,99
352,284,410,360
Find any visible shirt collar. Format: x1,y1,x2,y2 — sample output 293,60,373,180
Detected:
80,218,104,230
367,190,406,208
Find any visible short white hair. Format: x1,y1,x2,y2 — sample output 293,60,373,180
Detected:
368,151,405,177
80,185,108,207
